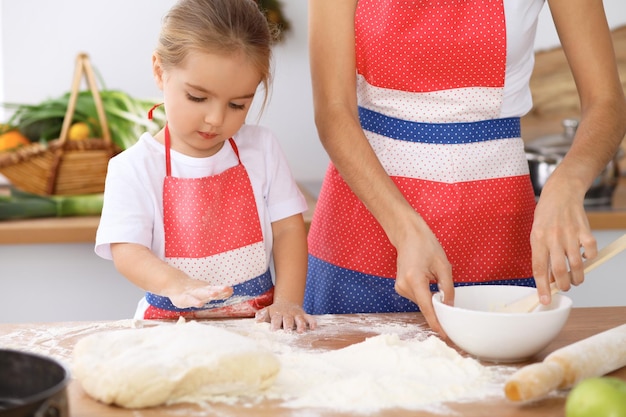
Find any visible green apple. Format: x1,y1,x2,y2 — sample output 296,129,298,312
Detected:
565,377,626,417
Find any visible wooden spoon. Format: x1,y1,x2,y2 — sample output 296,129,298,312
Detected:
498,233,626,313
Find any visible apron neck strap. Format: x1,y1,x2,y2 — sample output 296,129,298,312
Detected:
228,138,240,162
165,124,173,177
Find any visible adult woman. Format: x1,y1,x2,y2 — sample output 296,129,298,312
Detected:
304,0,626,335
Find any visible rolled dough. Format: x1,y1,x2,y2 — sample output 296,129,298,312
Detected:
72,320,280,408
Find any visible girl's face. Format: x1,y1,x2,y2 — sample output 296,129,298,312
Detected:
153,50,261,158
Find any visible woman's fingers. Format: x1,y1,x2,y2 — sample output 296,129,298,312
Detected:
394,267,450,339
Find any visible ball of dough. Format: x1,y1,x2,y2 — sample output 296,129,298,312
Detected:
72,321,280,408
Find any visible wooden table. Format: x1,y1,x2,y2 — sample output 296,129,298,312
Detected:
1,307,624,417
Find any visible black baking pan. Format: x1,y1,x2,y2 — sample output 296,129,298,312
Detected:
0,349,70,417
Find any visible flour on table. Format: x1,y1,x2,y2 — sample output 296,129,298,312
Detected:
268,333,512,414
71,321,280,408
3,316,518,414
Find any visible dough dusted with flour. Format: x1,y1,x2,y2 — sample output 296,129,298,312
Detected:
72,321,280,408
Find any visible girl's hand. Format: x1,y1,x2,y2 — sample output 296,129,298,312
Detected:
255,300,317,333
167,283,233,309
111,243,234,309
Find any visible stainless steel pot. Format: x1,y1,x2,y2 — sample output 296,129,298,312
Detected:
525,118,620,206
0,349,70,417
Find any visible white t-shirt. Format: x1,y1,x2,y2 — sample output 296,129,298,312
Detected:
95,124,307,269
501,0,547,118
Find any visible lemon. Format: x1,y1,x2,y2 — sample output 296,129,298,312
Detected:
68,122,90,141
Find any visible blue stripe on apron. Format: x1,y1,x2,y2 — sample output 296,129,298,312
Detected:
146,269,273,312
303,255,536,315
358,106,521,144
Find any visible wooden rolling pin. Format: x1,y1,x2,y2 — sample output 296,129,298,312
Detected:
504,324,626,402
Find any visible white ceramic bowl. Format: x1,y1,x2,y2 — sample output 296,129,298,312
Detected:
432,285,572,363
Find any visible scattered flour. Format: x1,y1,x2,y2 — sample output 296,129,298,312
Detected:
267,333,511,414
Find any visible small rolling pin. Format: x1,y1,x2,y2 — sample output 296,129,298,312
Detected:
504,324,626,402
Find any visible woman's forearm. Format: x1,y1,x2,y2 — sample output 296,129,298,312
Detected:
546,0,626,194
308,0,426,245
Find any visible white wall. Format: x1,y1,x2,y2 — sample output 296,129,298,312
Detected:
0,1,624,183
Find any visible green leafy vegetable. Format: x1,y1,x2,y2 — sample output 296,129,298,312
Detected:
2,90,166,150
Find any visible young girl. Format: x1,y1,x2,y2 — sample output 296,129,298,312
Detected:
95,0,316,332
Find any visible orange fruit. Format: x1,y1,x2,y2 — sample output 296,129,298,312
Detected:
0,130,31,152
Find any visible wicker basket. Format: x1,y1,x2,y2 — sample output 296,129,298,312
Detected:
0,53,120,196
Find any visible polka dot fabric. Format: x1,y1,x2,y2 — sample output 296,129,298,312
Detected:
163,167,263,259
356,75,503,124
149,138,272,318
355,0,506,93
308,163,534,282
306,256,535,315
304,0,536,315
167,242,267,286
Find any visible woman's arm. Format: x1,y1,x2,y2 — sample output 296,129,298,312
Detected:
110,242,232,308
533,0,626,302
257,213,316,332
308,0,454,336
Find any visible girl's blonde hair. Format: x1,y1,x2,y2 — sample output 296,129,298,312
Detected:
156,0,273,107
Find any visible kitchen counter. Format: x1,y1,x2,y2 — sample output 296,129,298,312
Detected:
0,307,624,416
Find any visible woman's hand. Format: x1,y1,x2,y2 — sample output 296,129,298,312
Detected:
535,0,626,302
255,300,317,333
391,210,454,338
531,180,597,304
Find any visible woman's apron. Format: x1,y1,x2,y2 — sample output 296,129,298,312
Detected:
304,0,536,314
143,125,274,319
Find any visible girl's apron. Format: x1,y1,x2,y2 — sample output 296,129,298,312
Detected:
304,0,536,314
144,125,274,319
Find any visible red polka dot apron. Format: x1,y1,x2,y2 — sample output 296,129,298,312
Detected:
305,0,536,314
144,126,274,319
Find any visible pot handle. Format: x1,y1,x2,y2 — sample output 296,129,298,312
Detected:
35,394,68,417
